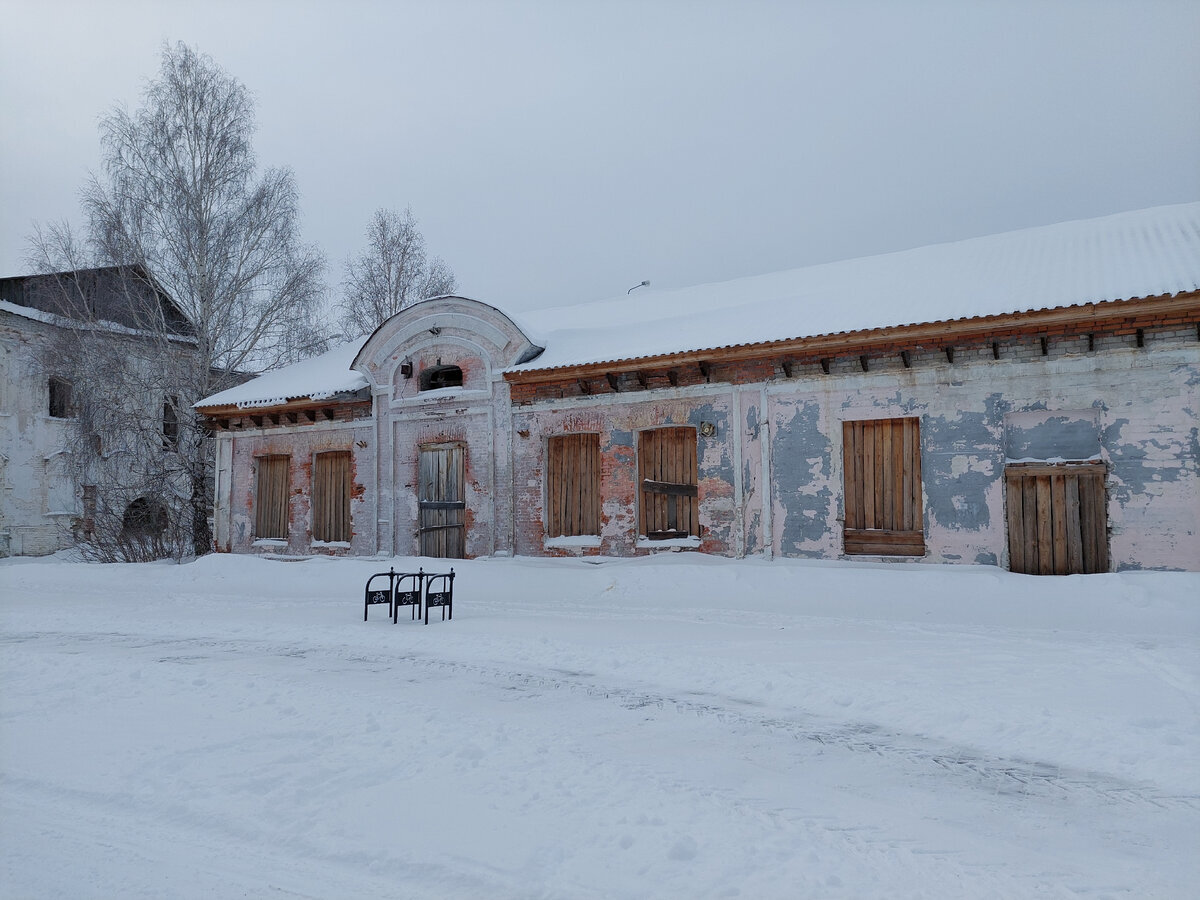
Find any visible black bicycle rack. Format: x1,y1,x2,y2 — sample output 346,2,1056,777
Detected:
362,566,455,624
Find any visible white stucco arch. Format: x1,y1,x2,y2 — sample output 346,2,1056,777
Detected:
351,296,543,393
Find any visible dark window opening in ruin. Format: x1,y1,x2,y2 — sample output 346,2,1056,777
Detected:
163,396,179,449
122,496,168,537
420,364,463,391
48,377,73,418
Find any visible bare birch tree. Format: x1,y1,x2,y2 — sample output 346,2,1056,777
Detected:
27,43,329,558
339,207,456,336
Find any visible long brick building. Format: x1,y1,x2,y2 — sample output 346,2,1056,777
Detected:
196,204,1200,573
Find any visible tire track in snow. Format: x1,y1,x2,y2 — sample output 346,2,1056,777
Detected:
403,653,1200,813
6,628,1198,813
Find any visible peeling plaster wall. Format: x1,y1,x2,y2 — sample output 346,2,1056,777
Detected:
764,333,1198,570
211,315,1198,571
220,421,374,556
1102,358,1199,569
1,309,198,557
511,389,737,557
387,404,497,559
0,312,76,555
353,298,532,560
1005,409,1101,461
770,395,838,558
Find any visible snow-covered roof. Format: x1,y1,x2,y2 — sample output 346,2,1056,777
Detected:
196,202,1200,409
512,202,1200,372
1,299,198,346
195,338,369,409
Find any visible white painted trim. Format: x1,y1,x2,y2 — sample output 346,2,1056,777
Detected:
759,386,773,559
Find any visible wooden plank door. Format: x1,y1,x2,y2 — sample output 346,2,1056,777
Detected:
1005,464,1107,575
419,443,465,558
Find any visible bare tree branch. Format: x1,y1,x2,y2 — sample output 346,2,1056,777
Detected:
339,207,456,336
25,42,332,559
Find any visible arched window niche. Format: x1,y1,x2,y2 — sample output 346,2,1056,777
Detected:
420,363,464,391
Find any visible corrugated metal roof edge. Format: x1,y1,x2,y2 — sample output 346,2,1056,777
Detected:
503,290,1200,380
197,388,372,414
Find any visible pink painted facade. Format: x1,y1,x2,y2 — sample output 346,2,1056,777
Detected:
205,297,1199,572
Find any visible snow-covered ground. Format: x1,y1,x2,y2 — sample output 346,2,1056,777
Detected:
2,553,1197,898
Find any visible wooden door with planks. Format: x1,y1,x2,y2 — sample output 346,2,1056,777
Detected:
1005,464,1107,575
842,418,924,556
639,427,698,540
419,443,465,558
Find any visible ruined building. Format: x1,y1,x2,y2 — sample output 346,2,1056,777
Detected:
1,267,197,556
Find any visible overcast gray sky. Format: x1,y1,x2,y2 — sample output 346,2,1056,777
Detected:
2,0,1197,314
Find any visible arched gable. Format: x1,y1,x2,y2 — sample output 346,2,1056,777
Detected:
351,296,543,395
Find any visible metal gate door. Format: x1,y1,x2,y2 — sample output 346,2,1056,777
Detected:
419,443,465,558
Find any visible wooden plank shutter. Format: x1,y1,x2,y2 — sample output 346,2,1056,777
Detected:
1005,464,1107,574
313,451,351,542
255,455,290,539
547,434,600,537
843,418,924,556
639,428,698,539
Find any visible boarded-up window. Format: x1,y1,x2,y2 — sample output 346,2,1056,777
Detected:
255,455,290,540
312,451,352,543
162,396,179,449
639,427,698,540
843,418,924,556
1005,464,1107,575
547,434,601,537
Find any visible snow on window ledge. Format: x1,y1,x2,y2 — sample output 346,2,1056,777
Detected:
311,540,351,550
252,539,289,548
1005,454,1104,465
544,535,602,550
636,536,702,550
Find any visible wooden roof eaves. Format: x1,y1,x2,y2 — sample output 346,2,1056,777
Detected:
503,291,1200,385
196,394,371,418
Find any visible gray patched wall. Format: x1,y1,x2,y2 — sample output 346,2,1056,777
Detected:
1005,410,1101,461
771,398,835,558
209,314,1200,571
763,331,1199,570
